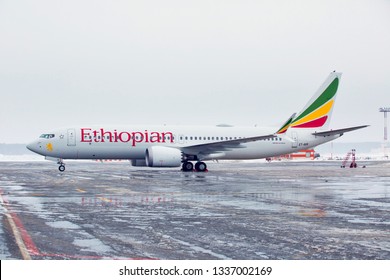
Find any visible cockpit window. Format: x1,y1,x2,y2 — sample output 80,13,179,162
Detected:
39,134,55,139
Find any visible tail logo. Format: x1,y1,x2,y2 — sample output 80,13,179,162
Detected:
291,76,339,129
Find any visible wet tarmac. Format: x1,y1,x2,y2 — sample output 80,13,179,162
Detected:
0,160,389,260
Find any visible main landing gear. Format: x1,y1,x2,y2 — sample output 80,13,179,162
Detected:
181,161,207,172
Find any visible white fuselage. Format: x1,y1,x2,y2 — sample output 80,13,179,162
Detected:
26,72,367,171
27,125,339,161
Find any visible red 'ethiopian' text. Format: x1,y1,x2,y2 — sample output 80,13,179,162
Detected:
80,128,174,147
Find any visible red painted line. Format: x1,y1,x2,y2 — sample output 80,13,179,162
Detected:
8,211,40,256
0,189,40,256
0,189,158,260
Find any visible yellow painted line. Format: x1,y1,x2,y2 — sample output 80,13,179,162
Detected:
97,197,112,203
0,193,32,260
31,193,45,197
76,188,87,193
298,209,326,218
4,212,32,259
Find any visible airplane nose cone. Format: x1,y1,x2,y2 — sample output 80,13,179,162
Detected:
26,142,34,152
26,142,35,152
26,140,40,154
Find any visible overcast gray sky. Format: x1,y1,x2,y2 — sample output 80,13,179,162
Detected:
1,0,389,144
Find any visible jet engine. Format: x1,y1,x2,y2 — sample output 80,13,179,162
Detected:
145,146,182,167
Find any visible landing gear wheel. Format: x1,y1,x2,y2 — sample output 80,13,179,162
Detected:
59,164,65,172
195,162,207,172
182,162,193,172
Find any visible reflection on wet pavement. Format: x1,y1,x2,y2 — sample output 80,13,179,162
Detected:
0,161,389,259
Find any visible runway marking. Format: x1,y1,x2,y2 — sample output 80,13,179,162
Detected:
31,193,46,197
298,208,326,218
97,196,112,203
0,189,154,260
0,189,38,259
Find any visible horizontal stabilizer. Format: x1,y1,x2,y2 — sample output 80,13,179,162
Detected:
312,125,369,137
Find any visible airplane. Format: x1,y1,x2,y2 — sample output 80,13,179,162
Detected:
26,71,368,172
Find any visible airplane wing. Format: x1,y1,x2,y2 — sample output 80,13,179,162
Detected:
181,113,297,156
312,125,369,137
180,134,276,155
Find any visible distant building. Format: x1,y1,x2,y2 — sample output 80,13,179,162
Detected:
267,149,318,161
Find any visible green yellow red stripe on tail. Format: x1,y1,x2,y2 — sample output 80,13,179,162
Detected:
291,72,340,129
276,113,296,134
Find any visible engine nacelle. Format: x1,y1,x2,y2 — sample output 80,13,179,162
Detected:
145,146,182,167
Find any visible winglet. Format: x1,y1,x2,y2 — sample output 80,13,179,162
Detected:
276,113,296,134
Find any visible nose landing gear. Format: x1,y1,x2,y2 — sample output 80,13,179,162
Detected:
57,159,65,172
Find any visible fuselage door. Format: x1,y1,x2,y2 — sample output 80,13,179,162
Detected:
67,129,76,146
291,132,298,148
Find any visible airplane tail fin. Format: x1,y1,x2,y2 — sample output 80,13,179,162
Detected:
291,71,341,130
